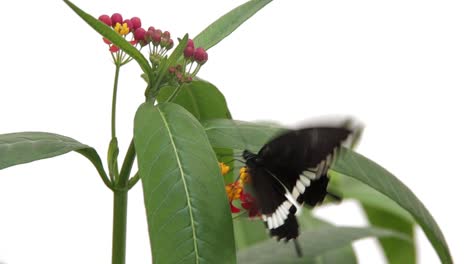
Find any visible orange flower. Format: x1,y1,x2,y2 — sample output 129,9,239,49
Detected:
218,162,230,176
239,166,251,184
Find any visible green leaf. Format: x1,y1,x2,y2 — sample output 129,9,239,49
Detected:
331,148,453,264
237,225,410,263
329,175,414,223
107,137,119,180
194,0,273,50
133,102,236,263
202,119,284,151
233,218,269,250
330,175,416,263
297,213,358,264
0,132,111,188
63,0,153,84
234,214,358,263
363,205,416,264
157,80,232,120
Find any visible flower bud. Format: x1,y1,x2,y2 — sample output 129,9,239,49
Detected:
134,27,146,41
194,47,208,64
166,39,174,50
111,13,123,26
184,46,194,59
162,31,171,39
130,17,141,29
99,15,112,26
150,29,162,44
187,39,194,49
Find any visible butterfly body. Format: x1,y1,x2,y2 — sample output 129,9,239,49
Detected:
241,125,356,250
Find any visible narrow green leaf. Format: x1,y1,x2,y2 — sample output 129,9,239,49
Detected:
63,0,153,84
237,225,410,263
363,205,416,264
329,175,414,223
233,212,357,264
134,102,236,263
157,80,232,120
331,148,453,264
0,132,111,188
297,213,358,264
330,175,416,263
194,0,273,50
202,119,284,151
107,137,119,180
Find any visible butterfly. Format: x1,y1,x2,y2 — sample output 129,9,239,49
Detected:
241,122,357,256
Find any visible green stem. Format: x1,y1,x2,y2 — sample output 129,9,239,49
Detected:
127,172,140,189
111,64,121,139
112,189,128,264
166,83,185,102
119,139,136,186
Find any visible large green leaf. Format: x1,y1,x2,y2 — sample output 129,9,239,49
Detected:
194,0,273,50
363,205,416,264
63,0,153,85
237,225,409,263
157,80,231,120
0,132,110,188
331,148,453,264
202,119,283,152
133,102,236,263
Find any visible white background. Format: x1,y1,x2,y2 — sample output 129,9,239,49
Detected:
0,0,467,263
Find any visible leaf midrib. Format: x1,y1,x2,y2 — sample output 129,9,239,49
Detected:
157,107,200,264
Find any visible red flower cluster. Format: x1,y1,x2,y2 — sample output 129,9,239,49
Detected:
219,163,260,218
168,39,209,83
98,13,175,67
184,39,208,65
99,13,142,53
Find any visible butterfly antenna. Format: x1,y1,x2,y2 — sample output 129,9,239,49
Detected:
293,239,303,257
326,191,342,203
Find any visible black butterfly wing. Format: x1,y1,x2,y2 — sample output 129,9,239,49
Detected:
245,126,352,244
247,165,299,240
257,127,352,207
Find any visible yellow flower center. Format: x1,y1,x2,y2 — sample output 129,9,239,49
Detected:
218,162,230,176
239,167,250,184
114,22,130,36
225,183,242,201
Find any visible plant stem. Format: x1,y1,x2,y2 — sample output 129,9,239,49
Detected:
119,139,135,186
111,64,121,139
112,189,128,264
166,83,185,102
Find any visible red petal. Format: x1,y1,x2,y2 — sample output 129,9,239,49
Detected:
109,45,120,53
130,40,138,46
230,203,241,213
103,38,112,45
241,201,252,210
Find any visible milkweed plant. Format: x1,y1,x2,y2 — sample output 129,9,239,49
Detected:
0,1,453,263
